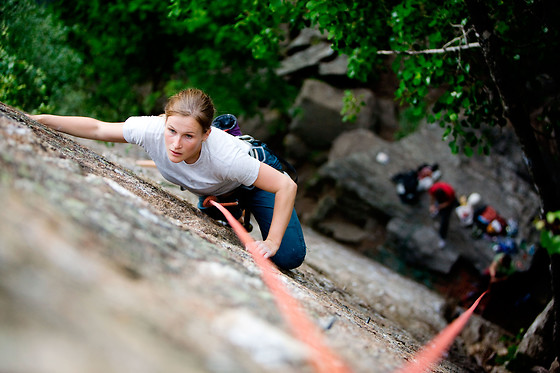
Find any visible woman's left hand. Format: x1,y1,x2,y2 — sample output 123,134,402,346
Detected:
254,239,279,259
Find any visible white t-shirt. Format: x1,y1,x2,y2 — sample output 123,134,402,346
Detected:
123,116,261,196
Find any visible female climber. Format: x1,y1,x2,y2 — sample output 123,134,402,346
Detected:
29,88,306,270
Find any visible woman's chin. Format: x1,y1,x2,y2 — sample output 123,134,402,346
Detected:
167,153,184,163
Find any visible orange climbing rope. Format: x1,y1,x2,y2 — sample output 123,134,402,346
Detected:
209,200,352,373
203,195,238,207
393,290,488,373
210,199,488,373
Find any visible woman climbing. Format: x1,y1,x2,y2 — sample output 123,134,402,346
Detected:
29,88,306,270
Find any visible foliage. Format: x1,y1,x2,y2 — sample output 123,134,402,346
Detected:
0,0,81,113
494,328,524,366
389,0,493,155
0,43,50,113
341,90,365,123
45,0,297,121
535,211,560,255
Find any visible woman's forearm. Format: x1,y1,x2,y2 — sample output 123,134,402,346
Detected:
30,114,126,143
266,181,297,247
32,115,100,137
252,163,298,250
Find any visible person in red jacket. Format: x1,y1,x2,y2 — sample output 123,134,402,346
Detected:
429,181,459,248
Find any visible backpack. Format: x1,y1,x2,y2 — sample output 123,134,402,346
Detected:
212,114,297,182
391,170,419,204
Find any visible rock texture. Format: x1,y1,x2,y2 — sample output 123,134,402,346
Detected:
0,103,497,372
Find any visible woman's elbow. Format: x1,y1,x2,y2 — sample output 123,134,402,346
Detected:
284,176,297,197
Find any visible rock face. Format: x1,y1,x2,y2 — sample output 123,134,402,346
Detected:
303,123,541,274
512,300,555,370
0,104,498,372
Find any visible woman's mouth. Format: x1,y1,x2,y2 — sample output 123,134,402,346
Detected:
169,149,182,157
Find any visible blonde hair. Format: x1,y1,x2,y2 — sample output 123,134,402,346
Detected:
164,88,215,132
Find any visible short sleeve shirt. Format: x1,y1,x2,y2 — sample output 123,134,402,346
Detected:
429,182,456,203
123,116,260,196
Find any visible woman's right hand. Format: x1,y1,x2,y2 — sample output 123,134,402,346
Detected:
254,239,280,259
26,114,43,122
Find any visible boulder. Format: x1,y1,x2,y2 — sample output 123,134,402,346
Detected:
288,79,377,150
284,27,328,53
319,54,349,76
276,42,335,76
510,300,555,370
386,218,460,273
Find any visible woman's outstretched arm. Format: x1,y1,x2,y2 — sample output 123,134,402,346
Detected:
29,114,126,143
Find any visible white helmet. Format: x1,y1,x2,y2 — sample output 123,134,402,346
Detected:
467,193,481,207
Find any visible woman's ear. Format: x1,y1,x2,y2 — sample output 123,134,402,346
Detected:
203,127,211,142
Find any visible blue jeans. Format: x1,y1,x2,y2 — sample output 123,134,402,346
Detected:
198,187,306,270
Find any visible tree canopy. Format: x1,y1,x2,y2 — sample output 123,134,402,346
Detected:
2,0,298,121
0,0,82,113
241,0,558,157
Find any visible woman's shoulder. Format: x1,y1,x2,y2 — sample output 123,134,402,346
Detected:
123,115,165,145
124,115,165,128
208,127,250,150
203,128,255,168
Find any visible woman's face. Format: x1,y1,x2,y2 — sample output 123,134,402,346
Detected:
164,115,210,164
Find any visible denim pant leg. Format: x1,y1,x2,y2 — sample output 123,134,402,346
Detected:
439,205,453,239
244,188,306,270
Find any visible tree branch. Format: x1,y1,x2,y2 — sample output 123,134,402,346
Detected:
377,42,480,55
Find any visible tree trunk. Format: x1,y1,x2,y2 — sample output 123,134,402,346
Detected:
552,254,560,359
465,0,560,361
464,0,560,212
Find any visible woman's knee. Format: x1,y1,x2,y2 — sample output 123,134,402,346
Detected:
271,245,306,270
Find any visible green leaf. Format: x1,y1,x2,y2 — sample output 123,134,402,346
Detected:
269,0,282,11
449,112,458,122
541,230,560,255
546,211,560,224
449,140,458,154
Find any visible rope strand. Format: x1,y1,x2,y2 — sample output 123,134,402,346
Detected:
210,200,352,373
210,199,487,373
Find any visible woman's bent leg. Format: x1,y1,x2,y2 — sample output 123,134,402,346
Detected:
244,188,306,270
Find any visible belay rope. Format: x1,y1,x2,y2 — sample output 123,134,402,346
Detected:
394,291,488,372
209,199,352,373
209,199,488,373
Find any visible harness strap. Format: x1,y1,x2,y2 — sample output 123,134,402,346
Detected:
238,134,298,183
